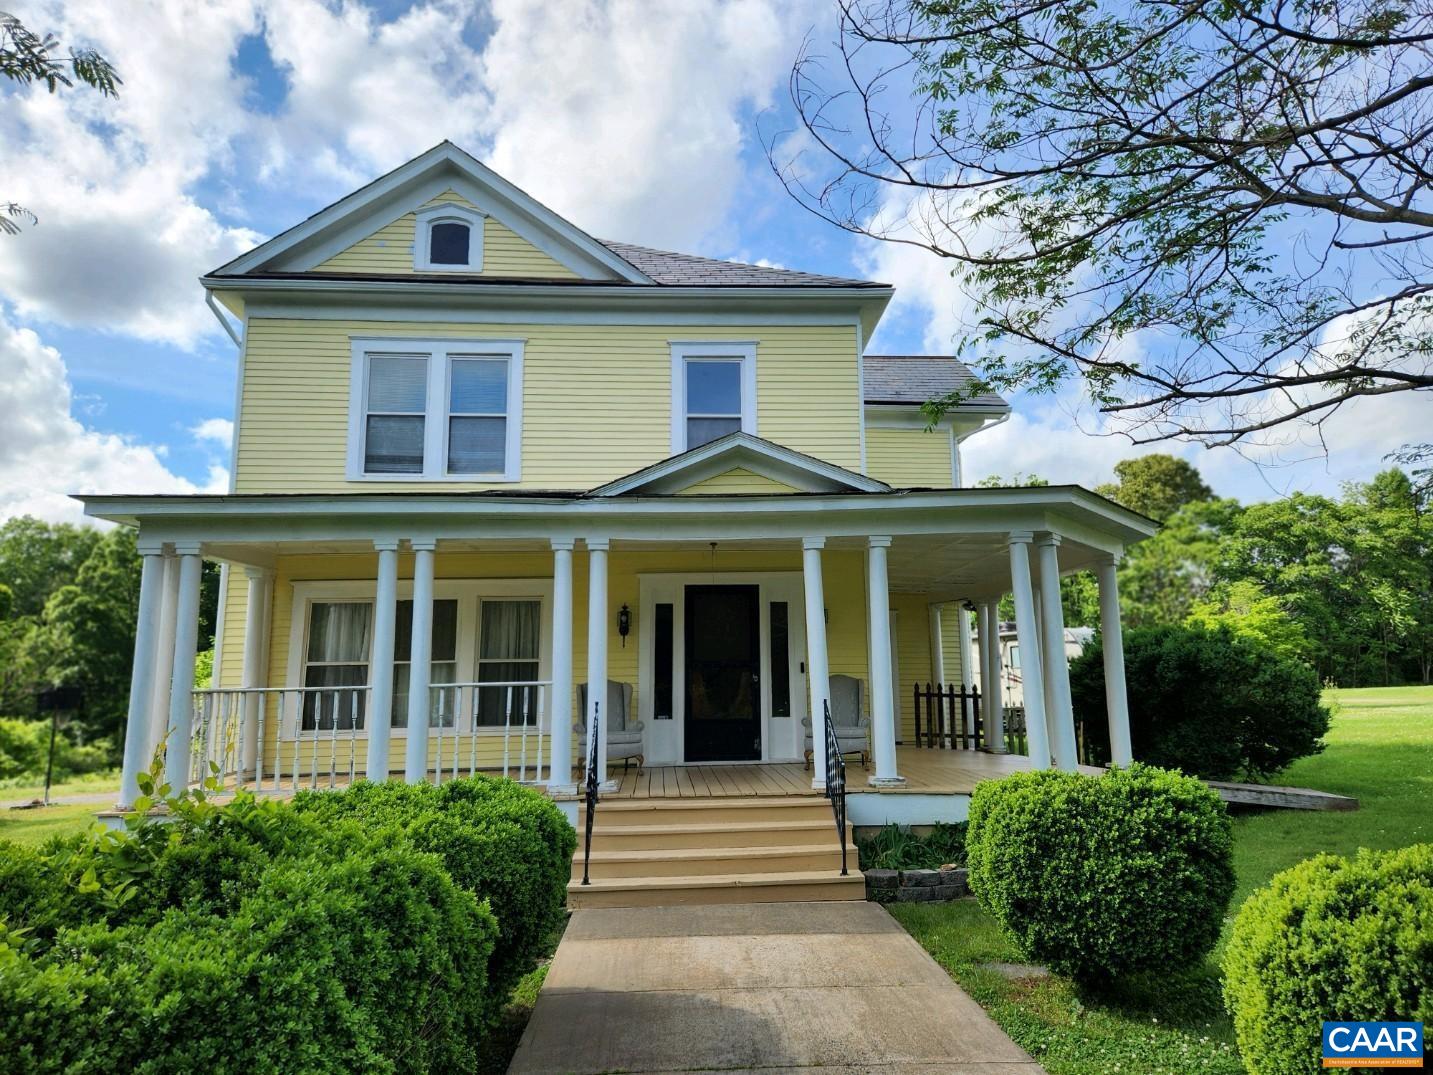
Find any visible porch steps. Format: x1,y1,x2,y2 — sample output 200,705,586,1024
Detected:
567,796,864,908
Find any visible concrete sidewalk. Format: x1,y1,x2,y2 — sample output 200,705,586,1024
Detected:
508,901,1045,1075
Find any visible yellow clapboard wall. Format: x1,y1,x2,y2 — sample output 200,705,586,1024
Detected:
315,190,580,279
675,468,801,495
864,426,956,488
235,320,862,492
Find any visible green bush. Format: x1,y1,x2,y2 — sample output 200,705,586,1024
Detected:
1070,624,1330,779
1223,844,1433,1075
1,845,497,1074
293,776,576,999
0,717,113,784
965,764,1234,980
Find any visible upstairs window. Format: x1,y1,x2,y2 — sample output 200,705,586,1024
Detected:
350,338,524,481
670,342,757,452
414,202,485,271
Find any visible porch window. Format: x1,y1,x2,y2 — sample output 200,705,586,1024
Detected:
769,601,791,718
476,599,541,726
349,337,524,481
301,601,371,731
653,603,674,719
392,599,460,727
670,342,756,452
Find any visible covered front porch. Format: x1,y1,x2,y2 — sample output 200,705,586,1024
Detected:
86,480,1155,819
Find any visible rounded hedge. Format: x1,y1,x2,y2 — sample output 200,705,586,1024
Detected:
1223,844,1433,1075
292,775,576,999
1070,624,1330,780
966,763,1234,979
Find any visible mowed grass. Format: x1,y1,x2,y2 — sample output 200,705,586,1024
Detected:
1,769,120,806
0,802,101,846
892,684,1433,1075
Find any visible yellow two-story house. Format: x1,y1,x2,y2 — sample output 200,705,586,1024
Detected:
85,143,1153,904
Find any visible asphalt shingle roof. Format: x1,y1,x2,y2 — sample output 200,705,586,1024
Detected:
600,240,885,288
862,355,1009,409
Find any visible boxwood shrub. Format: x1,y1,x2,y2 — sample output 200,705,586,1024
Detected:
0,844,497,1074
292,775,576,999
1223,844,1433,1075
965,763,1234,980
1070,624,1329,779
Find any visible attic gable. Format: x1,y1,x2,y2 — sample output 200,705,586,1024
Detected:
210,142,650,283
590,433,890,497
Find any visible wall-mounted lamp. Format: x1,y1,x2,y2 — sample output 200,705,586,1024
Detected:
962,599,977,613
617,603,631,647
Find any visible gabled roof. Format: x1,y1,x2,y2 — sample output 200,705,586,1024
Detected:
590,432,891,497
863,355,1009,410
601,240,883,288
209,142,654,283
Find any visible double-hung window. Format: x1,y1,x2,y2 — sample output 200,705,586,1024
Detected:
670,342,756,452
350,338,524,481
301,601,372,731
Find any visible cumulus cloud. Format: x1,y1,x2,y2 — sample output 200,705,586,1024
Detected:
190,417,235,450
0,311,226,524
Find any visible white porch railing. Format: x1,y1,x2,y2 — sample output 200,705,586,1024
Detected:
188,680,550,793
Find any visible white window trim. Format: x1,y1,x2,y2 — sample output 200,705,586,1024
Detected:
669,341,757,454
348,336,524,482
284,578,554,740
413,202,486,271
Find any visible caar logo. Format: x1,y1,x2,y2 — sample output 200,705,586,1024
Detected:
1322,1021,1424,1068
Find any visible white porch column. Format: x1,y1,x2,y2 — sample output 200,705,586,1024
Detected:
1037,535,1079,770
1007,532,1052,768
239,566,273,779
927,603,946,684
548,539,575,791
403,538,437,783
866,537,904,786
118,543,165,808
366,541,400,781
980,600,1008,753
147,553,179,764
802,537,831,786
584,538,612,789
1096,554,1134,766
163,545,204,792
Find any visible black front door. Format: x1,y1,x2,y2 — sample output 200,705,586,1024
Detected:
684,585,761,761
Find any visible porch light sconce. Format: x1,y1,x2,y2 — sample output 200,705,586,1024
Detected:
962,599,977,613
617,604,631,647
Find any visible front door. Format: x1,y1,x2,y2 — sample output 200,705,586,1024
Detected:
684,585,761,761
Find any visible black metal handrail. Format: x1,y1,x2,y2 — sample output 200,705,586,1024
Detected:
580,703,599,886
822,700,848,876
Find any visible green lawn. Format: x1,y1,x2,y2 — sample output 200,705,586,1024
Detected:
1,768,121,804
0,802,102,846
891,684,1433,1075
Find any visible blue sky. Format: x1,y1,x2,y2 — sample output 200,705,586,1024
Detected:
1,0,1424,523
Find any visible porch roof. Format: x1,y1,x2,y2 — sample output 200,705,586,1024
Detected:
79,485,1156,602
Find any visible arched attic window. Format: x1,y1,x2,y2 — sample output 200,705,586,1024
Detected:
414,202,485,271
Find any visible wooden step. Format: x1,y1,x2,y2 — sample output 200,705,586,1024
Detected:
573,843,846,880
579,796,832,827
587,819,849,851
566,869,866,909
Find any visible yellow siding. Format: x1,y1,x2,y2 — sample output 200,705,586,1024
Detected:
892,593,935,742
315,190,580,279
865,427,955,487
215,546,887,776
939,604,967,686
676,468,800,495
235,320,861,493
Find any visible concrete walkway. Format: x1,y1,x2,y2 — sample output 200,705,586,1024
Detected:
508,901,1045,1075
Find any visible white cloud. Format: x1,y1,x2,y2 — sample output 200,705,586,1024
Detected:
0,311,224,525
0,0,264,345
190,417,234,450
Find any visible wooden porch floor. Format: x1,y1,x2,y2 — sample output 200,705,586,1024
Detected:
602,747,1103,799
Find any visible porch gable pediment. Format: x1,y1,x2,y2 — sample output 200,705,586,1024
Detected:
589,432,891,497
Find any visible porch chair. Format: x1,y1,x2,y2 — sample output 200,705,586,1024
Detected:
575,680,644,772
803,674,870,769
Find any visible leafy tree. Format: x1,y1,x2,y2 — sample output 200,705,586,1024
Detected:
1,11,119,233
1119,498,1244,627
1186,580,1311,662
0,517,102,618
775,0,1433,448
1095,455,1213,523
